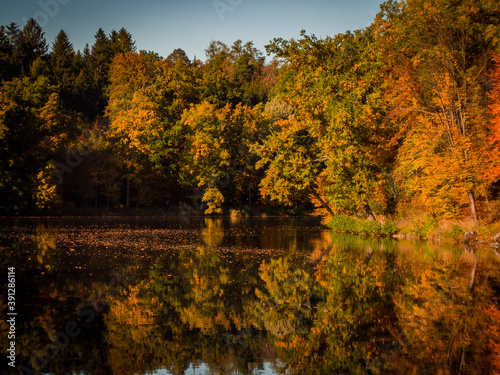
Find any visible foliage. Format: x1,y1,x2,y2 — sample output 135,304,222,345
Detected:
328,215,398,236
0,76,80,213
444,224,465,241
1,1,500,223
34,163,62,212
412,216,438,238
486,52,500,193
181,101,271,206
259,28,398,218
379,0,500,224
202,187,225,214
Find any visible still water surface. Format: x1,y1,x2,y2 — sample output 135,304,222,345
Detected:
1,216,499,375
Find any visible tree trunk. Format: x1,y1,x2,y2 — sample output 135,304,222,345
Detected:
467,248,477,292
126,177,130,209
466,190,478,226
363,247,374,264
364,204,376,221
309,189,335,217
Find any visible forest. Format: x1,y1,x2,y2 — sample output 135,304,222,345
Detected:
1,0,500,236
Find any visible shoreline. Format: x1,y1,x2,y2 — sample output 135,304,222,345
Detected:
1,211,499,250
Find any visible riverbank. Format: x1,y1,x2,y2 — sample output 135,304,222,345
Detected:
326,213,500,248
3,205,500,249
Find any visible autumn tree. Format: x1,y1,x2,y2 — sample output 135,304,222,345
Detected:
146,49,200,181
485,52,500,214
106,49,202,207
379,0,500,224
259,29,397,219
0,76,81,212
106,51,159,207
181,101,271,213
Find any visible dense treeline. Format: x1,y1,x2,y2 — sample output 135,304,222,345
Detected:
1,0,500,230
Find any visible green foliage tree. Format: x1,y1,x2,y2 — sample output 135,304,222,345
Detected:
49,30,79,109
181,101,271,213
0,76,81,213
17,18,48,76
259,29,397,219
201,40,271,108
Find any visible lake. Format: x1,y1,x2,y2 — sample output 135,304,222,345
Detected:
1,216,499,375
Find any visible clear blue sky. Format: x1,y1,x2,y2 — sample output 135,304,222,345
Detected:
1,0,384,61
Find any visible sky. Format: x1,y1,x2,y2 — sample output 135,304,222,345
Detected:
0,0,384,61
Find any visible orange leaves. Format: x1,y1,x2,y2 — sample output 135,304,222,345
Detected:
181,100,270,201
106,51,166,185
482,304,500,374
108,52,156,103
485,52,500,184
385,0,500,222
109,91,158,155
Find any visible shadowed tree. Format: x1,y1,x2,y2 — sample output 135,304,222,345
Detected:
17,18,47,76
49,30,79,108
109,27,136,55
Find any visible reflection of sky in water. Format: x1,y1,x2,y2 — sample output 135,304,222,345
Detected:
155,362,278,374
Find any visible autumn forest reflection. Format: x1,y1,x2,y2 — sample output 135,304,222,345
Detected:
1,217,499,374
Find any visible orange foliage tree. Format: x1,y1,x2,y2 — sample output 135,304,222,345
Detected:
380,0,500,224
485,52,500,192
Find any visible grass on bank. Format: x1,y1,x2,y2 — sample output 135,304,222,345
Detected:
327,214,398,237
327,211,500,243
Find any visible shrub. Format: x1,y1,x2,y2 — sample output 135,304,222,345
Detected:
381,220,398,236
241,205,251,216
327,215,398,237
444,224,464,241
414,216,438,238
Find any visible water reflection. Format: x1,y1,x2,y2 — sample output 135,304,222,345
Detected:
1,217,499,375
202,218,224,247
35,223,59,272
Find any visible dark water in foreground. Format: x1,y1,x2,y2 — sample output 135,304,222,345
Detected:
0,216,499,375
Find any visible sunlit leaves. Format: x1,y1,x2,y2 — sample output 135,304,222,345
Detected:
260,30,397,217
202,187,225,215
485,52,500,187
34,163,62,212
181,101,271,208
0,76,81,212
383,0,500,222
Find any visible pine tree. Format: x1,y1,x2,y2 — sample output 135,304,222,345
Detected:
0,26,15,80
85,28,113,116
18,18,47,76
50,30,78,108
109,27,136,55
1,23,21,79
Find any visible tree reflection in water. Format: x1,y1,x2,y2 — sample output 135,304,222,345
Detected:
1,218,499,374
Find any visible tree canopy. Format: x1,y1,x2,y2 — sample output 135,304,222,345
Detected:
1,3,499,226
